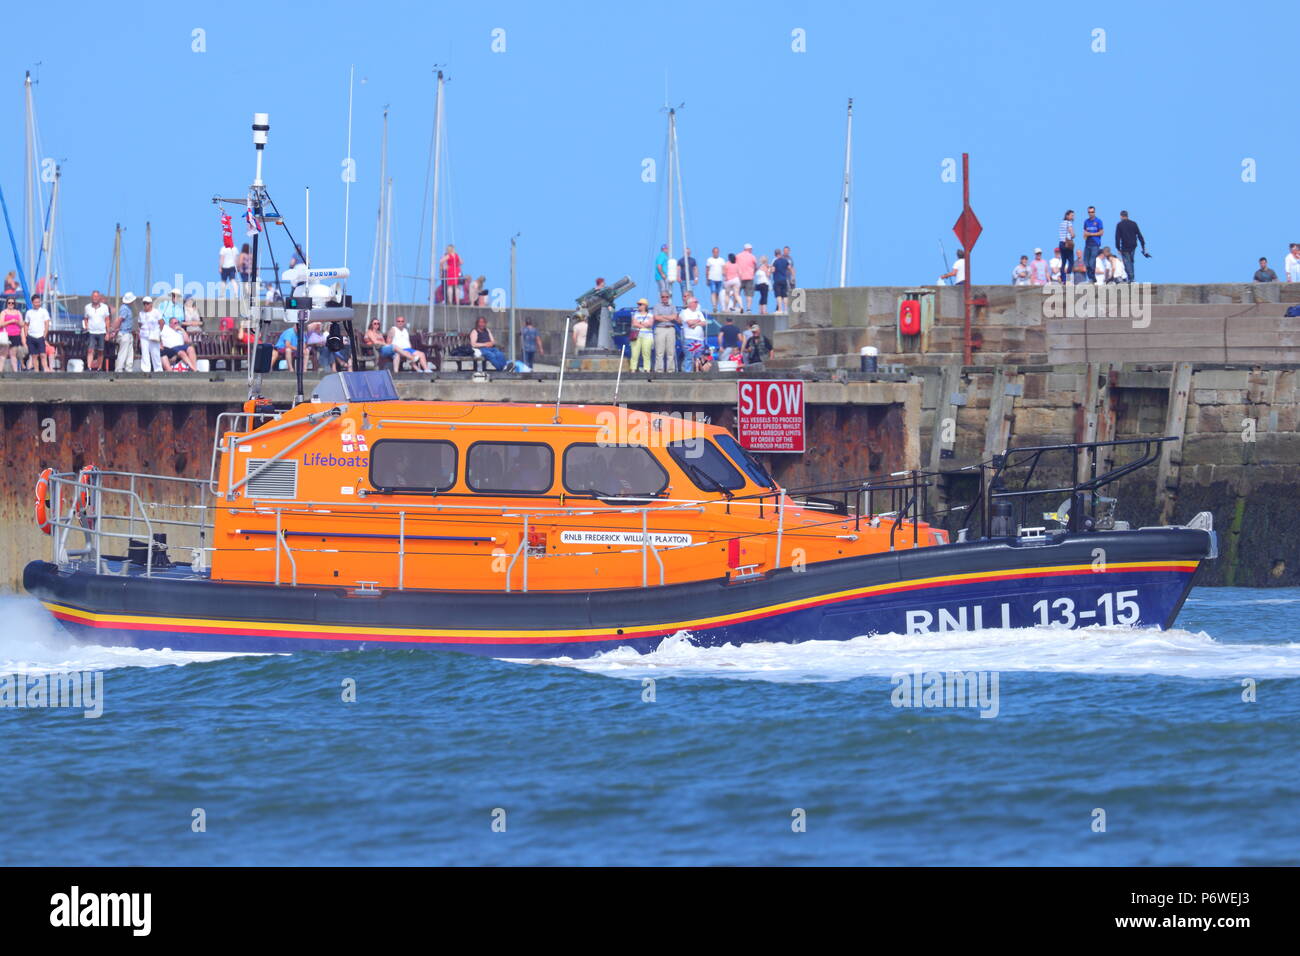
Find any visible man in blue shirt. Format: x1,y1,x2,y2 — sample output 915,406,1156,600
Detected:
1082,206,1104,281
654,244,670,297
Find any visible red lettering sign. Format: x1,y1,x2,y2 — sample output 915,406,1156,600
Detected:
737,380,805,453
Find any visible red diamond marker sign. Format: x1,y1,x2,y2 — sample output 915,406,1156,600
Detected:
953,207,982,252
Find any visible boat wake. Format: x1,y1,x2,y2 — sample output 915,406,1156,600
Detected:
0,596,259,674
538,625,1300,682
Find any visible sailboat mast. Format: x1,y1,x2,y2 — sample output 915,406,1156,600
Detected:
367,107,389,327
427,69,444,334
674,114,689,296
382,178,393,329
665,108,675,264
343,65,354,272
112,224,122,310
838,97,853,288
143,220,151,297
24,72,36,280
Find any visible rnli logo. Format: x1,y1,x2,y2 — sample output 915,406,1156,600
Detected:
340,433,370,454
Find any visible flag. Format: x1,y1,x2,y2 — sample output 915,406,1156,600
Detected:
245,200,262,237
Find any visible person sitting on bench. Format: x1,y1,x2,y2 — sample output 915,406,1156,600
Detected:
160,317,199,371
469,316,508,370
386,315,428,372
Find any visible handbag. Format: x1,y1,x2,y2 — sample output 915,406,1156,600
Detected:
0,329,8,346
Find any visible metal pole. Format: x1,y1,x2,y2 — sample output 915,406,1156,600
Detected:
553,318,570,423
113,224,121,312
42,166,59,305
428,71,443,334
509,234,517,366
612,344,626,403
962,152,972,366
398,510,405,589
24,72,35,283
143,219,151,298
839,98,853,288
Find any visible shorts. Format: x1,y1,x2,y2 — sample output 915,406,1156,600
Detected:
741,279,754,293
87,333,106,350
238,271,251,282
708,280,722,295
27,336,45,355
774,280,790,298
162,345,186,360
221,267,237,281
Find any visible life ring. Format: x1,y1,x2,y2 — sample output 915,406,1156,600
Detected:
34,467,54,535
75,465,100,527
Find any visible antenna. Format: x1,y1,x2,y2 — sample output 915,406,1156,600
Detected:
613,344,626,403
553,316,571,423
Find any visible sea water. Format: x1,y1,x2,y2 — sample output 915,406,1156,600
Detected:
0,589,1297,865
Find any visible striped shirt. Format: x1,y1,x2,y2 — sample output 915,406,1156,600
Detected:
1058,219,1074,242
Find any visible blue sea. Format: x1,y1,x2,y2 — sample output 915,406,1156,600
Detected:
1,588,1298,866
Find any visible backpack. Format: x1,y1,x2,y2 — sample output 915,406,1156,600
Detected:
1285,305,1300,317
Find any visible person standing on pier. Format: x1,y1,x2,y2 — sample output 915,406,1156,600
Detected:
1082,206,1104,281
1254,257,1278,282
652,291,680,373
1058,210,1076,282
83,290,110,372
705,247,725,313
677,247,698,300
1114,210,1147,282
939,249,966,286
440,245,463,305
629,298,654,372
112,293,137,372
772,248,793,311
1012,256,1030,285
24,293,52,373
654,244,670,298
754,256,771,314
137,296,163,372
735,243,758,313
520,317,543,370
1,296,22,371
679,297,707,371
1029,249,1049,285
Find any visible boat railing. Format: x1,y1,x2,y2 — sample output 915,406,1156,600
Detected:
44,468,216,577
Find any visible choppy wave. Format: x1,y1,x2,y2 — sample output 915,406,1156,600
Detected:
538,626,1300,682
0,596,261,674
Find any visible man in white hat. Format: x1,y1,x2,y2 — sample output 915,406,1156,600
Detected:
1028,248,1049,285
113,292,137,371
137,296,163,372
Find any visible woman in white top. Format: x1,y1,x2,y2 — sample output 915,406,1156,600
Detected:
753,257,771,315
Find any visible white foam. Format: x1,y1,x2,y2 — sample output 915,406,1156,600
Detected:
534,626,1300,682
0,596,262,675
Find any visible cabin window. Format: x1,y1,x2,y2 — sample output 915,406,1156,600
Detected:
667,439,745,492
466,441,554,494
562,444,669,498
715,433,776,488
369,439,457,493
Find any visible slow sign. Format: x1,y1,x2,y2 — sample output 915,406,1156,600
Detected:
737,380,805,453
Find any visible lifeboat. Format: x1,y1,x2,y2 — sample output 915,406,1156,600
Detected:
23,370,1217,658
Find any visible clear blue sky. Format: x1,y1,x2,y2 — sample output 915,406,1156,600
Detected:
1,0,1294,308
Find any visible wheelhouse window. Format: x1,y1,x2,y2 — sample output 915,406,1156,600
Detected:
667,439,745,492
466,441,554,494
715,433,776,488
369,439,457,493
563,444,669,498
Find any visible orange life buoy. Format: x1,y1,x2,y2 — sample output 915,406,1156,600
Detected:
75,465,99,526
34,467,54,535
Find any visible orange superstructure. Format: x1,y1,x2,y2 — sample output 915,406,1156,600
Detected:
209,392,938,593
